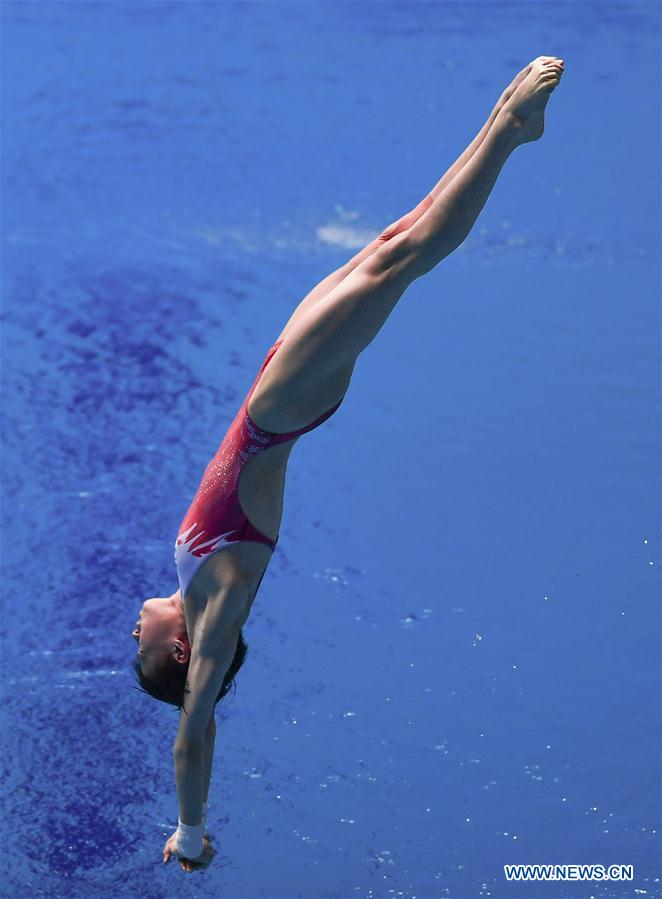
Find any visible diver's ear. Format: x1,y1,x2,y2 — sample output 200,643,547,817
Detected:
172,639,191,664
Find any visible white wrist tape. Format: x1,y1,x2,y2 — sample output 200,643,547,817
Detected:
175,818,204,858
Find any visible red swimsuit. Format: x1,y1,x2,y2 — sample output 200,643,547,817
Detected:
174,339,344,598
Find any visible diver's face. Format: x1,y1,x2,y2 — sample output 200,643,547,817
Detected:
132,594,189,677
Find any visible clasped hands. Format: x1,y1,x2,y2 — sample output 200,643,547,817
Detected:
163,831,216,873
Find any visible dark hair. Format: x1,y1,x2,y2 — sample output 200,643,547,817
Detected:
131,629,249,713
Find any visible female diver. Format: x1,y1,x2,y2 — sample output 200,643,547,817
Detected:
131,56,565,872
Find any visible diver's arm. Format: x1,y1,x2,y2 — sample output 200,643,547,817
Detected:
172,638,235,829
172,585,248,829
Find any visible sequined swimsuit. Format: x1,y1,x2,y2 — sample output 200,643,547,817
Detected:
174,339,343,598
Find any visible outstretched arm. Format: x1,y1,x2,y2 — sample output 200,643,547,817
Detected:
165,585,248,868
173,627,242,824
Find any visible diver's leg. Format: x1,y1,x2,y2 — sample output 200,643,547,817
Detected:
267,57,565,403
379,58,542,239
404,58,563,278
275,59,559,343
382,55,560,237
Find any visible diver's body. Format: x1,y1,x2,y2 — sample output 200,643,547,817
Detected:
135,56,565,871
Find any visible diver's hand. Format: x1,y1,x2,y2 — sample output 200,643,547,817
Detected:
178,835,215,872
162,832,216,872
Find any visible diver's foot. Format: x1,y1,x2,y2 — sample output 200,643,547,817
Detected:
495,56,562,111
499,56,565,144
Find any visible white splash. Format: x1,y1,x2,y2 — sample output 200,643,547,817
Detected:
316,223,380,250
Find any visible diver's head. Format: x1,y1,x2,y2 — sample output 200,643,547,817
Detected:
132,593,189,676
131,591,249,710
131,592,190,708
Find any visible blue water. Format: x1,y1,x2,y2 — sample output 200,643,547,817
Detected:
1,2,660,898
